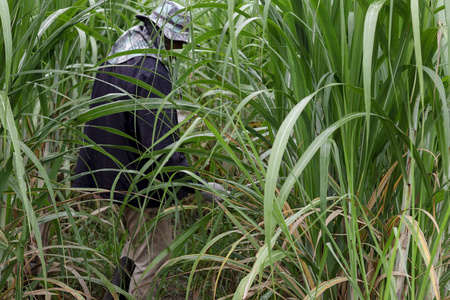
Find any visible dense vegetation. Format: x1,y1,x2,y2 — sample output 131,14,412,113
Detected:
0,0,449,299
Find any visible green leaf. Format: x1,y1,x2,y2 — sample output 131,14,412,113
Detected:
0,0,12,90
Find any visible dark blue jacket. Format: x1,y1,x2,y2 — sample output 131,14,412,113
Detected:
73,56,191,207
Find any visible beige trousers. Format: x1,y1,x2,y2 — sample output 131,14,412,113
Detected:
121,206,172,299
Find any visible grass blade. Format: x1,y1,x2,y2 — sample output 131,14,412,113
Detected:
0,0,12,90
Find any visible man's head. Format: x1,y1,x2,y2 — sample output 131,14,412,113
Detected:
136,1,191,49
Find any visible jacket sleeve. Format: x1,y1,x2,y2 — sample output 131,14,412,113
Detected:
133,58,193,198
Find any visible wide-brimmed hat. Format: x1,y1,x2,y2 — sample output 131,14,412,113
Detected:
136,1,191,43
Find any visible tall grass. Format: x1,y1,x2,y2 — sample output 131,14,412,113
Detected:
0,0,449,299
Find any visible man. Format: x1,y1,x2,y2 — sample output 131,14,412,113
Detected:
73,1,215,298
